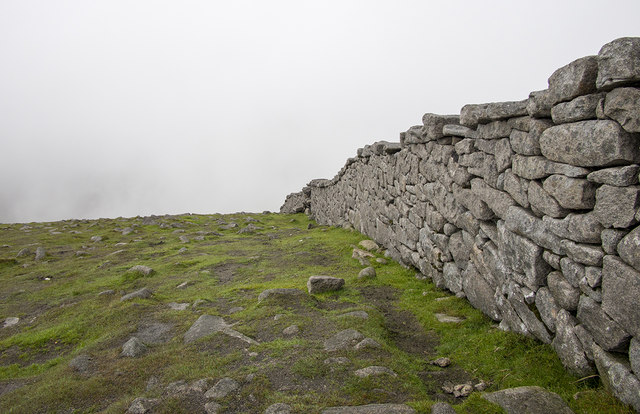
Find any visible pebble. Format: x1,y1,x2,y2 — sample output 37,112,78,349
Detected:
3,317,19,328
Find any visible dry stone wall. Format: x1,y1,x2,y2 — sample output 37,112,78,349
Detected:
280,37,640,411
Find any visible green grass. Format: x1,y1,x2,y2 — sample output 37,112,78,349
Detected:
0,213,633,413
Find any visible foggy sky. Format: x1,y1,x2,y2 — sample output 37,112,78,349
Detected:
1,1,639,223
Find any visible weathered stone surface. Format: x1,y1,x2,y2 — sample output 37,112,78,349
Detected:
497,222,550,290
527,89,554,118
548,55,598,104
535,287,560,333
470,178,516,218
560,257,584,287
552,309,595,377
358,240,379,251
618,225,640,271
422,113,460,140
604,87,640,133
442,262,463,294
593,185,640,228
542,213,603,244
121,287,153,302
577,296,630,352
561,240,604,266
475,120,512,139
596,37,640,90
127,397,158,414
205,377,239,399
587,164,640,187
354,338,381,350
508,115,532,132
593,345,640,412
602,255,640,337
503,169,529,208
601,228,628,254
3,317,19,328
540,120,639,167
324,329,364,351
443,124,472,137
121,337,147,358
321,404,416,414
265,403,292,414
35,246,46,261
551,93,605,124
430,402,456,414
494,138,513,172
128,265,154,276
460,100,528,127
547,271,580,311
543,251,562,270
630,338,640,376
512,155,589,180
358,267,376,280
307,276,345,294
528,181,568,218
482,386,575,414
184,315,258,345
504,206,565,255
506,285,552,344
354,366,397,378
510,129,541,156
462,264,501,321
204,402,222,414
257,288,306,303
542,175,596,210
452,184,494,220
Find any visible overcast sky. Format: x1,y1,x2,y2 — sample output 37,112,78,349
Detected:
1,1,639,223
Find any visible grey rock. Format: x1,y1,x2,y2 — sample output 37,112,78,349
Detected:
542,213,603,244
136,322,173,345
3,317,19,328
547,272,580,311
593,185,640,228
551,92,605,124
548,55,598,104
265,403,292,414
338,311,369,320
358,267,376,280
205,377,239,399
128,265,154,276
601,228,628,254
431,402,456,414
35,247,46,261
542,175,596,210
282,325,300,336
470,178,516,218
503,169,530,208
528,181,568,218
322,404,416,414
354,366,397,378
527,89,554,118
168,302,189,311
442,262,463,294
630,338,640,376
497,222,550,290
443,124,471,137
307,276,345,294
69,354,93,376
90,235,102,242
604,87,640,133
435,313,465,323
585,266,602,288
127,397,158,414
422,113,460,140
358,240,379,251
543,251,562,269
540,120,639,167
431,357,451,367
460,100,528,127
453,184,494,220
535,287,560,333
324,329,364,351
97,289,115,296
602,255,640,337
121,287,153,302
560,258,584,287
587,164,640,187
189,378,210,393
577,296,630,352
561,240,604,266
462,264,501,321
505,286,552,344
354,338,381,350
121,337,147,357
204,402,222,414
257,288,305,303
482,386,574,414
593,345,640,412
475,120,512,139
16,247,31,257
508,115,532,131
512,155,589,180
551,309,595,377
184,314,258,345
596,37,640,90
618,225,640,271
454,138,475,154
494,138,513,172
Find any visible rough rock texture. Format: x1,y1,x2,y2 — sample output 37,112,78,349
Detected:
282,37,640,409
482,386,574,414
184,315,258,345
593,345,640,412
121,288,153,302
321,404,416,414
307,276,345,293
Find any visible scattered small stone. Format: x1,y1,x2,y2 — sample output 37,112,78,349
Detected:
321,403,415,413
358,267,376,281
282,325,300,336
453,383,473,398
127,397,158,414
173,229,186,234
474,381,489,391
265,403,292,414
178,247,188,254
354,366,397,378
128,265,154,276
338,311,369,320
145,376,160,392
176,281,190,289
121,288,153,302
168,302,189,311
165,380,188,395
121,337,147,357
76,251,89,256
307,276,345,294
274,314,285,321
69,354,93,376
431,357,451,367
35,247,46,261
205,377,239,399
122,227,134,235
324,329,364,351
194,235,205,241
435,313,465,323
3,317,19,328
108,249,126,256
204,402,222,414
16,248,31,258
375,258,387,264
358,240,380,251
355,338,381,350
228,306,244,314
90,236,102,242
179,235,190,243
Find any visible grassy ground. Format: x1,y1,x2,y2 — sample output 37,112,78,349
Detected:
0,213,631,413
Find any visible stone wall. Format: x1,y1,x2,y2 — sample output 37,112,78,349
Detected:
281,37,640,410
